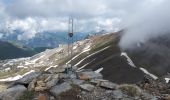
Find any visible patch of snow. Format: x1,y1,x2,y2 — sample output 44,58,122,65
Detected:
121,52,136,68
74,46,110,67
23,70,35,76
45,65,58,71
165,78,170,83
77,63,90,71
140,68,158,80
0,75,22,82
24,61,32,66
73,45,78,50
66,44,91,65
83,44,91,52
31,55,45,63
95,67,103,73
0,70,35,82
17,66,27,69
4,68,10,72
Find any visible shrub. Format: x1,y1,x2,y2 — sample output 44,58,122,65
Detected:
119,84,142,97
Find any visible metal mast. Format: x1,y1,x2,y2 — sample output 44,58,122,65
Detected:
67,17,74,70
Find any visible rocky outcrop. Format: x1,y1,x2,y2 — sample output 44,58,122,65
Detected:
0,65,165,100
50,82,72,97
0,85,27,100
16,72,41,84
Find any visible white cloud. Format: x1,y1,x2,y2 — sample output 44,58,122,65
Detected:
119,0,170,49
0,0,168,41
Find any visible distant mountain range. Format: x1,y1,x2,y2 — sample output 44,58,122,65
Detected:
0,30,108,60
0,30,89,48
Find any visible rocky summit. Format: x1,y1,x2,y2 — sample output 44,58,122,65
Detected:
0,32,170,100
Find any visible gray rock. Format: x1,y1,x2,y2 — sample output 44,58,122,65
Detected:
1,94,15,100
100,81,118,89
46,78,59,89
1,85,27,100
79,84,95,92
50,82,72,97
142,92,158,100
71,79,84,85
90,79,108,85
17,72,41,84
47,67,65,74
111,90,123,99
58,73,69,79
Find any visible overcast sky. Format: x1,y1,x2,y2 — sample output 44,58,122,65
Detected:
0,0,167,40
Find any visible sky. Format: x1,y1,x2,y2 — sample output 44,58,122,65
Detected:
0,0,168,42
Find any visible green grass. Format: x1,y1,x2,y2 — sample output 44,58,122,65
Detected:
17,90,35,100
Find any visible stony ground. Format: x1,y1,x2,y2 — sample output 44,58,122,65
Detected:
0,64,169,100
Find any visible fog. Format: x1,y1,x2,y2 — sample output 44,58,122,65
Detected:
119,0,170,50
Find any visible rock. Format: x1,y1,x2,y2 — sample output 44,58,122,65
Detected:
37,81,46,87
50,82,72,97
142,92,158,100
100,81,118,89
162,94,170,100
1,94,15,100
44,76,52,82
46,78,58,89
47,67,65,74
111,90,124,99
28,79,37,91
35,86,47,92
37,74,52,81
90,79,108,85
79,84,95,92
17,72,41,84
58,73,69,79
78,71,103,80
34,80,47,92
2,85,27,100
71,79,84,85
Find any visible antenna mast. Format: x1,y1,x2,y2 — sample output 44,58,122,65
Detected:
67,17,74,70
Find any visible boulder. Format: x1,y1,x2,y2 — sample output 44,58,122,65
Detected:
35,86,47,92
90,79,108,85
47,67,65,74
71,79,84,85
17,72,41,84
50,82,72,97
58,73,69,79
111,90,124,99
1,85,27,100
79,84,95,92
37,81,46,87
1,94,15,100
100,81,118,89
46,78,59,89
35,81,47,91
28,79,37,91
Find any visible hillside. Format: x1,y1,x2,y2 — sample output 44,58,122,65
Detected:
0,32,170,100
0,41,35,60
0,32,147,84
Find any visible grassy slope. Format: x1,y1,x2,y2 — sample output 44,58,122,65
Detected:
0,41,35,60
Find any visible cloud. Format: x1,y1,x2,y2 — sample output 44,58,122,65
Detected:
119,0,170,49
0,0,167,41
